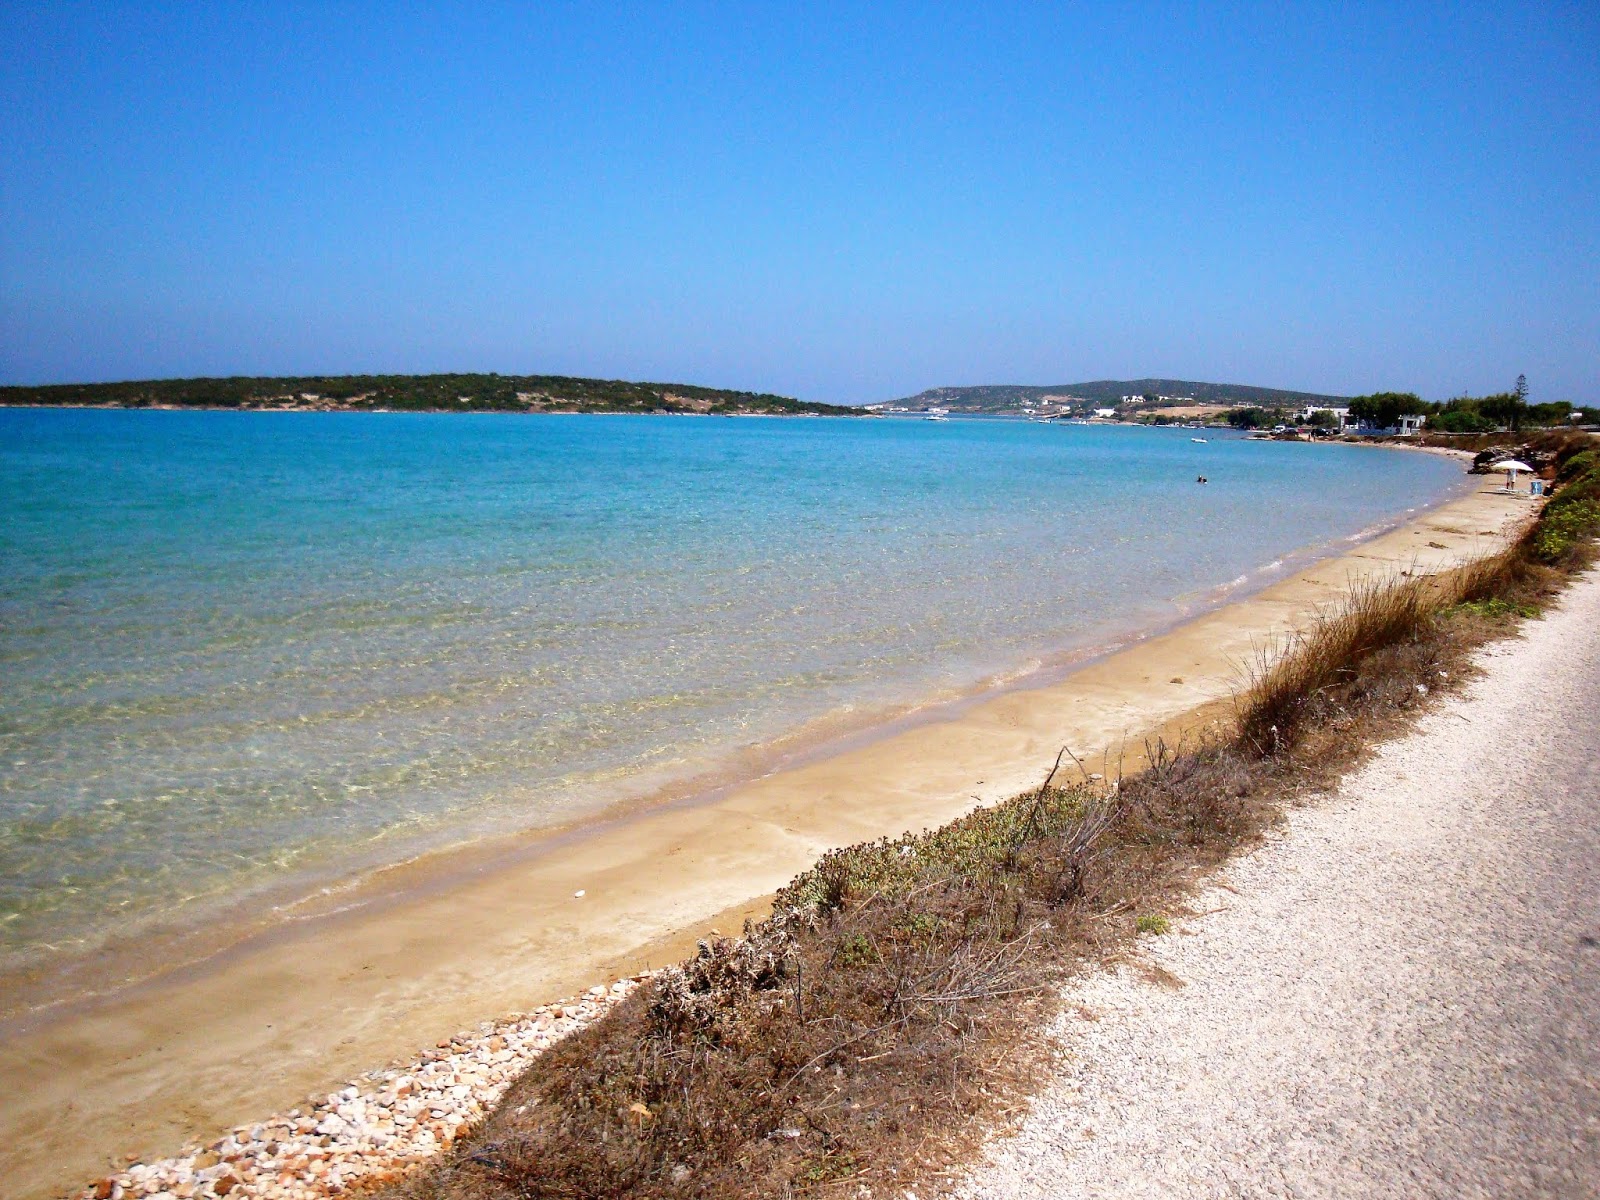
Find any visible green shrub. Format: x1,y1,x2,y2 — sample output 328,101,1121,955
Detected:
834,932,879,968
1534,498,1600,563
1533,451,1600,561
1545,467,1600,514
1136,914,1171,935
1429,409,1497,433
1448,597,1539,621
1555,449,1597,486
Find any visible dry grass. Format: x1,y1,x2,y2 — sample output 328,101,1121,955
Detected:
1236,575,1437,758
386,745,1281,1200
380,437,1598,1200
1398,428,1595,457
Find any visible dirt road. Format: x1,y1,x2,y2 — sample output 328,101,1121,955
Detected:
960,569,1600,1199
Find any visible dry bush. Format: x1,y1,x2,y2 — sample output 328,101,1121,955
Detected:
1237,573,1437,758
386,745,1290,1200
1412,428,1593,459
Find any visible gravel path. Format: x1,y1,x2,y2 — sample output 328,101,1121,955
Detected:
959,569,1600,1200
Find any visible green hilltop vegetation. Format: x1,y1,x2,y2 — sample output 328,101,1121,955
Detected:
0,373,861,417
892,378,1349,412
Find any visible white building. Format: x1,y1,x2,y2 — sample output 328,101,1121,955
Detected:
1298,404,1354,431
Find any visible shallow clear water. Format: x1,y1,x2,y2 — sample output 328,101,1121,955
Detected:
0,410,1460,968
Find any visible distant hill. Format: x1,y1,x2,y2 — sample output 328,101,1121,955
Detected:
888,378,1350,413
0,373,860,417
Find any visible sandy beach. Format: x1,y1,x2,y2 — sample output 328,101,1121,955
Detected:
1,476,1536,1200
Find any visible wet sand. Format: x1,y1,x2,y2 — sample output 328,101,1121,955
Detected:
2,480,1534,1200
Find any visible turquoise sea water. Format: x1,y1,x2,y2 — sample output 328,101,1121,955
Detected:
0,411,1461,972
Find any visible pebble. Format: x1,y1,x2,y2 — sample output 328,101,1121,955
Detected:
75,974,652,1200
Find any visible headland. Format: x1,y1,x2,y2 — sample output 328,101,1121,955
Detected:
0,373,860,416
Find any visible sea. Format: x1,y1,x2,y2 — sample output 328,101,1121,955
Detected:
0,409,1463,983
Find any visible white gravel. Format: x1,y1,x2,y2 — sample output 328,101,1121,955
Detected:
76,978,650,1200
958,569,1600,1200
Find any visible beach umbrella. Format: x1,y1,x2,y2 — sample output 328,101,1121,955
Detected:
1491,459,1533,473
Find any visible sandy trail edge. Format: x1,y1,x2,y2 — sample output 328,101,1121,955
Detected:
958,567,1600,1199
2,483,1528,1200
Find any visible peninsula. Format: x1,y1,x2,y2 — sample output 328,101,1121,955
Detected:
0,373,862,416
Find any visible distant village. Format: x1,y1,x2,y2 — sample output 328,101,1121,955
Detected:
867,390,1594,438
867,393,1368,433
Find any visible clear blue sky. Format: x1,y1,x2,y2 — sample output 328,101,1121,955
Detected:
2,3,1595,403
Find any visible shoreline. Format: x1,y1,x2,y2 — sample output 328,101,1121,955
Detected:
0,442,1473,1024
3,480,1532,1200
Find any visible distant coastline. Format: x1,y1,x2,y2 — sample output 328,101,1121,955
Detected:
888,376,1352,415
0,372,863,417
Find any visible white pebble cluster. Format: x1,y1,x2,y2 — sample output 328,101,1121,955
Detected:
78,976,650,1200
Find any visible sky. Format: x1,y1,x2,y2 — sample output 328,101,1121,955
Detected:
1,3,1596,404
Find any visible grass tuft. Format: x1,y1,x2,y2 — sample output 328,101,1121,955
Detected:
1237,575,1436,758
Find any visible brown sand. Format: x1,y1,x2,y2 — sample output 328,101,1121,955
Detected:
0,481,1533,1200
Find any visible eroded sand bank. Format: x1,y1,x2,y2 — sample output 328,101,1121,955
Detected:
2,480,1534,1200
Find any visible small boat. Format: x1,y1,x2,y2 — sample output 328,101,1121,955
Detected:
925,414,949,422
1191,437,1208,443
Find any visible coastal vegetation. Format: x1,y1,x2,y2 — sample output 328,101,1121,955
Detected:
1224,405,1338,431
1219,378,1595,436
1347,391,1432,429
1532,447,1600,563
0,374,860,417
384,436,1597,1199
1348,378,1585,433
